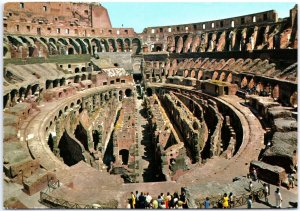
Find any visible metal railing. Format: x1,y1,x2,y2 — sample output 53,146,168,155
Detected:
40,191,95,209
197,188,265,208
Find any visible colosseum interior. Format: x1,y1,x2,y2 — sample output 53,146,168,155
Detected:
3,2,298,209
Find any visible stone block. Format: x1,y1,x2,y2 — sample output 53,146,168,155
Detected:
23,170,57,196
250,160,286,185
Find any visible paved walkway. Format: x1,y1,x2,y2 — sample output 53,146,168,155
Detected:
237,183,298,208
3,178,47,208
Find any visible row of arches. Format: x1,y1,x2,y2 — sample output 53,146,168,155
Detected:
4,35,142,58
44,86,134,166
166,22,294,53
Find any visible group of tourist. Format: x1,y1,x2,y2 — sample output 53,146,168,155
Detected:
126,170,294,209
128,190,188,209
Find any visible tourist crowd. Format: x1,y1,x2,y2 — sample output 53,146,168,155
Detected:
128,190,188,209
126,168,294,209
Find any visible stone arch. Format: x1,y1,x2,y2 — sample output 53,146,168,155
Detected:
25,84,32,97
74,123,89,150
40,37,48,45
212,71,218,80
58,38,68,45
10,89,18,106
68,47,75,55
132,38,141,54
234,29,243,50
83,38,92,54
256,26,267,47
48,38,58,53
175,36,183,53
197,70,203,80
219,72,226,81
241,77,248,88
248,78,255,89
91,38,102,54
58,130,85,166
53,79,60,88
226,73,233,83
81,74,87,81
7,35,24,47
49,38,57,44
116,38,124,52
69,38,81,54
190,70,196,78
76,38,88,54
184,70,189,77
19,87,26,100
256,82,263,93
108,38,117,52
60,78,66,86
124,38,131,52
46,80,52,89
101,39,109,52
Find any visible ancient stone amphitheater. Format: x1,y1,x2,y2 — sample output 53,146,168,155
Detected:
3,2,298,209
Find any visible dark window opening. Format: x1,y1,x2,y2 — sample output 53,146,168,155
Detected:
263,13,268,21
160,28,163,33
220,21,224,27
43,6,47,11
176,26,180,31
125,89,132,97
119,149,129,165
241,17,245,24
20,3,24,9
193,24,197,30
16,25,19,31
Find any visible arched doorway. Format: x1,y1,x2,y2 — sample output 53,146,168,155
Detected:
68,47,74,55
119,149,129,165
58,130,85,166
125,89,132,97
74,123,89,150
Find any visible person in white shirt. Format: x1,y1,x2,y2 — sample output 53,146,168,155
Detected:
145,192,152,208
263,183,269,203
275,188,282,208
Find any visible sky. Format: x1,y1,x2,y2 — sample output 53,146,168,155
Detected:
101,2,296,33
